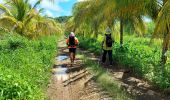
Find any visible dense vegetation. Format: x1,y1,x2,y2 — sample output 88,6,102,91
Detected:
68,0,170,65
55,16,71,23
78,34,170,91
0,31,57,99
1,0,170,99
0,0,60,99
0,0,62,38
64,0,170,92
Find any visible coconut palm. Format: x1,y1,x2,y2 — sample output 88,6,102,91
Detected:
152,0,170,65
0,0,61,38
72,0,147,46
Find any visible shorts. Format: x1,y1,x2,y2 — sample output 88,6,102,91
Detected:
69,48,76,53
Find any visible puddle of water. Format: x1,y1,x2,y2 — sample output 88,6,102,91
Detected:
56,55,68,61
53,65,68,81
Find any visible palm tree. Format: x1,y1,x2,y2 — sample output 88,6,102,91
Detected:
152,0,170,65
0,0,61,38
72,0,147,46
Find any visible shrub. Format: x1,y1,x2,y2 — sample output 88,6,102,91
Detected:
0,34,57,99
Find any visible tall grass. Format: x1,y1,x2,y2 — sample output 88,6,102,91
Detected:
0,32,57,99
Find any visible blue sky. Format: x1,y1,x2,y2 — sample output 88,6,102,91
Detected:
30,0,83,17
0,0,152,22
0,0,84,17
37,0,79,17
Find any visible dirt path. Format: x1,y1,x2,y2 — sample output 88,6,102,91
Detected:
46,39,112,100
80,49,170,100
47,38,170,100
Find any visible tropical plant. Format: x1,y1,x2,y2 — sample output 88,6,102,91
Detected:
72,0,147,47
0,0,62,38
153,0,170,65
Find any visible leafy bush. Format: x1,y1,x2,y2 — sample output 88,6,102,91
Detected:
0,34,57,99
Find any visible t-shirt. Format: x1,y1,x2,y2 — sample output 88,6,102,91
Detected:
66,37,79,48
102,35,114,50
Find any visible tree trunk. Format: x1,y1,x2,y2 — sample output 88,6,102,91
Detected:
161,23,170,65
83,30,85,37
94,30,98,38
120,19,124,47
161,33,170,65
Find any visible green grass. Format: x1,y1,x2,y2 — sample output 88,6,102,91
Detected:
0,32,57,99
78,35,170,91
84,59,132,100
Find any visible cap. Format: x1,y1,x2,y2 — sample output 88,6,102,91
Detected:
70,32,75,37
105,27,111,34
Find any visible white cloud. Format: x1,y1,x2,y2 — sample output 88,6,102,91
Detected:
27,0,71,17
77,0,86,2
41,1,62,12
0,0,72,17
0,0,4,4
29,0,63,12
45,10,53,17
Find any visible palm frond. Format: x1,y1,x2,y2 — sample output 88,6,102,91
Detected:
0,4,12,16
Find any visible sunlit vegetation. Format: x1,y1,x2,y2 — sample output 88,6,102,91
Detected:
0,0,61,99
69,0,170,65
1,0,170,99
0,32,57,99
66,0,170,92
0,0,62,38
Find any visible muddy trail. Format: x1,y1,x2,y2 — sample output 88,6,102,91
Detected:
47,39,170,100
47,40,112,100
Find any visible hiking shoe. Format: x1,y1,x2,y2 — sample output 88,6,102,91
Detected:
109,64,112,67
101,62,105,65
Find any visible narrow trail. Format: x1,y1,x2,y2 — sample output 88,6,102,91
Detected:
46,39,112,100
83,49,170,100
46,38,170,100
82,50,170,100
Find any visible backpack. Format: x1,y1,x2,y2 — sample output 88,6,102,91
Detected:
105,34,112,47
69,36,75,46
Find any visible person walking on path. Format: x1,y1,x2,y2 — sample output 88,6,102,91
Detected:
66,32,79,65
102,27,114,66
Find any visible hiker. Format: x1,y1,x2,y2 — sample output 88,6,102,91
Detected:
102,27,114,66
66,32,79,65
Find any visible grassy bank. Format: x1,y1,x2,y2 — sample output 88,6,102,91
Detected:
78,35,170,91
0,32,57,99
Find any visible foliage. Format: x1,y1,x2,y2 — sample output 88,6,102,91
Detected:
0,0,62,38
0,32,57,99
55,16,71,23
70,0,170,64
78,35,170,90
145,21,155,37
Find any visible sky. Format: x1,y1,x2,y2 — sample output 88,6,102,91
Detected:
0,0,84,18
0,0,152,22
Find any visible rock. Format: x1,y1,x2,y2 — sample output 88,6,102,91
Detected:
127,86,133,93
146,90,155,95
113,72,124,79
126,77,142,84
121,83,129,89
137,82,145,87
